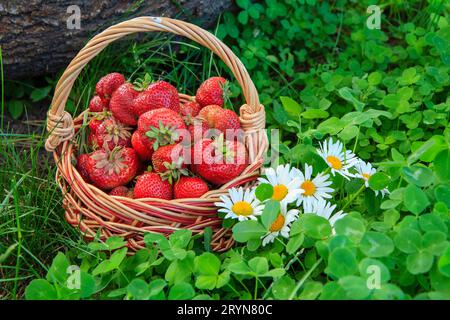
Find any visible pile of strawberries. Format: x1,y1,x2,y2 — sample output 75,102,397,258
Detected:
76,73,248,200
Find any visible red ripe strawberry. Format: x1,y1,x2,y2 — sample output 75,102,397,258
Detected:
195,77,227,107
88,111,111,133
76,153,92,183
96,73,125,102
197,104,223,128
110,83,139,126
132,81,180,116
180,101,201,118
109,186,134,198
174,176,209,199
214,109,241,132
88,118,132,151
88,147,139,190
187,119,210,144
137,108,187,150
89,95,107,112
192,137,248,185
131,131,154,161
151,144,189,183
134,172,172,199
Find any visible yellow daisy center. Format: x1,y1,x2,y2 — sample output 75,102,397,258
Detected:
301,180,316,196
272,184,288,201
231,201,253,216
269,214,285,232
326,155,343,170
362,173,371,180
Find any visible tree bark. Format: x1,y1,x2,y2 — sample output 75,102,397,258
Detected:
0,0,234,79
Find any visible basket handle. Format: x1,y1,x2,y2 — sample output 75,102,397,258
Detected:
45,16,264,152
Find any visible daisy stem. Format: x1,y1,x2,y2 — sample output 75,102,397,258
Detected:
341,184,366,211
288,258,323,300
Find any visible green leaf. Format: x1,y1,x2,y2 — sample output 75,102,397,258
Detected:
438,245,450,277
195,275,217,290
406,251,434,274
299,214,332,239
422,231,448,256
286,233,304,255
368,172,390,191
402,166,434,187
232,220,266,243
248,257,269,275
169,229,192,249
338,276,371,299
334,216,366,243
79,271,96,298
168,282,195,300
404,185,430,215
326,247,358,279
338,87,365,111
127,279,149,300
419,213,448,233
434,149,450,181
255,183,273,201
359,232,394,258
8,100,25,120
92,247,127,275
317,117,345,135
358,258,390,283
261,200,280,229
271,276,296,300
320,282,347,299
148,279,167,298
25,279,57,300
195,252,220,276
434,184,450,208
46,252,70,284
297,281,323,300
302,109,329,119
30,86,51,102
280,96,303,118
394,228,422,253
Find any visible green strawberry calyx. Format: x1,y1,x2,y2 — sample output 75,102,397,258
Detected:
145,121,180,150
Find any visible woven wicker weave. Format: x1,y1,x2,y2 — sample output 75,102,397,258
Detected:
45,17,267,252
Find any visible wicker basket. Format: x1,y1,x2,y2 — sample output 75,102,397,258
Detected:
45,17,267,252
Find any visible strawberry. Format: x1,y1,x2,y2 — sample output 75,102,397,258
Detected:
131,131,154,161
88,118,132,151
180,101,202,118
89,95,107,112
195,77,227,107
214,109,241,133
134,172,172,199
197,104,223,128
174,176,209,199
96,72,125,102
137,108,186,150
151,143,189,183
87,147,139,190
109,186,134,198
192,137,248,185
133,81,180,116
88,111,111,133
76,153,92,183
187,119,210,144
110,83,139,126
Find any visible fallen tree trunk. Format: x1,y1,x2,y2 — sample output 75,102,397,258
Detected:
0,0,233,79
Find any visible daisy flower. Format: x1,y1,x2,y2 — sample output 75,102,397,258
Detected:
258,164,302,204
303,199,346,230
354,160,390,198
261,203,299,246
316,138,359,180
292,164,334,208
215,187,264,221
